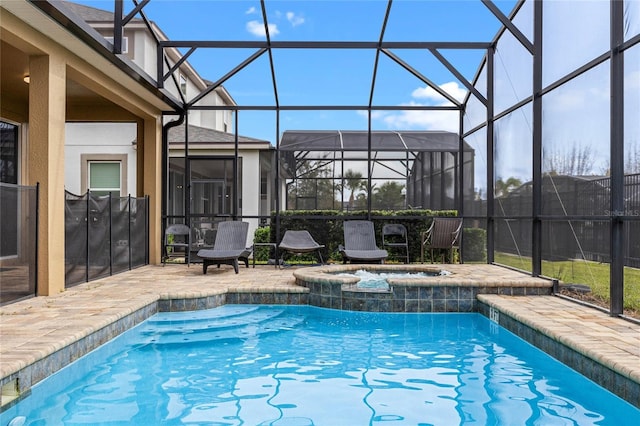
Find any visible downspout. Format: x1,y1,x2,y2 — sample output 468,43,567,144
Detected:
161,112,185,243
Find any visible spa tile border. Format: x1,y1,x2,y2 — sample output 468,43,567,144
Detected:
303,281,551,312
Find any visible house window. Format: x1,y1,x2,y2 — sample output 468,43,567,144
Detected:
104,36,129,53
180,74,187,96
1,120,19,258
88,161,121,197
0,121,18,184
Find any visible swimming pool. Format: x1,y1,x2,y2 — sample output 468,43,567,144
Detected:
2,305,638,425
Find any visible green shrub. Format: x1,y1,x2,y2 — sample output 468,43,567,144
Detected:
253,226,273,262
268,209,458,263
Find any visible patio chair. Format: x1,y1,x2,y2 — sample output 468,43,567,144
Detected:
278,230,325,265
382,223,410,264
163,223,191,266
339,220,388,264
197,221,250,274
420,217,463,264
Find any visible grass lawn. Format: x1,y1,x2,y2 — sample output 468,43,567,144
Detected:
494,252,640,315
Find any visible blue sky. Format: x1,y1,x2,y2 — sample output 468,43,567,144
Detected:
73,0,518,143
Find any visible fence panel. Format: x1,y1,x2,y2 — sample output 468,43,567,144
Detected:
0,183,38,304
65,191,148,287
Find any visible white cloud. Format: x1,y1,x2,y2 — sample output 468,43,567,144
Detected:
411,81,467,103
627,70,640,90
367,81,467,132
246,20,279,37
381,103,460,132
245,6,257,14
286,11,305,27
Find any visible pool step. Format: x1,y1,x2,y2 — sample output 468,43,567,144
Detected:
135,306,305,345
146,305,263,325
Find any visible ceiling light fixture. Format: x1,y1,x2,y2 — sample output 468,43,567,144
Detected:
23,75,30,84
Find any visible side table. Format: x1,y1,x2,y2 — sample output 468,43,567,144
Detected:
252,242,279,268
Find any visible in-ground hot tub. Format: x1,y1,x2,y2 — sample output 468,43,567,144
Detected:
293,264,553,312
332,267,452,290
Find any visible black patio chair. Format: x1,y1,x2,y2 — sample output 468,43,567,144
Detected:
382,223,410,264
420,217,463,263
197,221,250,274
163,223,191,266
278,230,325,265
339,220,388,264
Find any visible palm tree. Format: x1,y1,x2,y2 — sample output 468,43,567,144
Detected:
344,169,366,210
372,181,405,210
495,177,522,197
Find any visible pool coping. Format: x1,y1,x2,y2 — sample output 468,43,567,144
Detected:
478,295,640,408
1,264,638,410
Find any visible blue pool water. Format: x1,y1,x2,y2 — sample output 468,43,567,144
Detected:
2,305,639,425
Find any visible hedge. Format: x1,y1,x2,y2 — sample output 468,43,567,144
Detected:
250,209,466,264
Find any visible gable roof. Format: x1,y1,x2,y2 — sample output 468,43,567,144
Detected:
61,1,139,23
168,123,270,146
279,130,468,152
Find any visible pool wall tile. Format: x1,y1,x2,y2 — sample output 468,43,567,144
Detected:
433,299,446,312
432,287,445,300
364,299,377,311
458,299,473,312
309,293,320,306
445,287,459,300
512,287,525,296
419,287,433,299
405,300,419,312
446,299,460,312
419,299,433,312
274,293,288,304
225,293,239,304
379,300,391,312
459,287,473,300
392,300,405,312
184,298,197,311
392,286,406,300
158,299,170,312
405,287,419,299
171,299,185,312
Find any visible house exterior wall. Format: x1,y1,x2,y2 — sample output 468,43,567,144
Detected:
65,122,138,196
136,28,157,80
68,13,234,206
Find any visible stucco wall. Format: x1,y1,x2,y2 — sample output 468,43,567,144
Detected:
65,122,137,196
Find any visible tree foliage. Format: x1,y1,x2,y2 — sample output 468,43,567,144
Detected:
544,142,597,176
372,181,405,210
495,177,522,197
